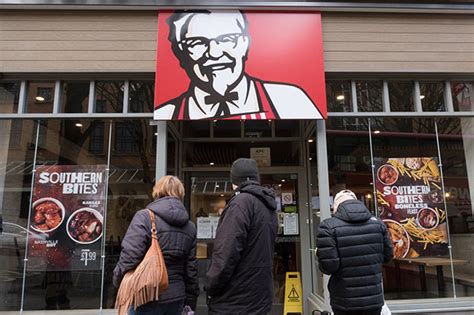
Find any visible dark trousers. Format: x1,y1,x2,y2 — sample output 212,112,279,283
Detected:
333,308,381,315
129,300,185,315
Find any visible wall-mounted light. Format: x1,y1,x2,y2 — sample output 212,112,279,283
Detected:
35,96,45,102
445,192,451,199
373,130,381,134
75,123,83,128
336,95,345,101
308,139,314,143
281,179,286,183
420,95,425,100
365,193,372,199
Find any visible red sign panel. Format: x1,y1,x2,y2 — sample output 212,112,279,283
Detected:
154,10,327,120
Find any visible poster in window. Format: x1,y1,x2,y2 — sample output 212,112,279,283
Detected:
28,165,107,271
375,157,448,259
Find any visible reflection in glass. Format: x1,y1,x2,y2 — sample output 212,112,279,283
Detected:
26,81,55,113
61,81,89,113
420,81,445,112
0,82,20,113
436,117,474,298
129,81,154,113
95,81,124,113
451,81,473,112
0,120,36,311
326,81,352,112
356,81,383,112
388,81,415,112
103,120,156,308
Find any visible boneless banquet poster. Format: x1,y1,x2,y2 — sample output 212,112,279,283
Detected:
28,165,107,271
375,157,448,259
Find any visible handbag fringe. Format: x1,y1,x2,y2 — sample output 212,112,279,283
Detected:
115,210,169,315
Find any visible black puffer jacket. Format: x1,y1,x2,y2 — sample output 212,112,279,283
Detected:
113,197,199,309
206,181,278,315
316,200,393,312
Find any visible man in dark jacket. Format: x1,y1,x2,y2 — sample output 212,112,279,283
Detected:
206,158,278,315
316,190,393,315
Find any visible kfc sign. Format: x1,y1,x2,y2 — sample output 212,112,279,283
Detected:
154,10,327,120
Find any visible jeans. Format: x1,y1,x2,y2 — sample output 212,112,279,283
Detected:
129,300,184,315
333,308,382,315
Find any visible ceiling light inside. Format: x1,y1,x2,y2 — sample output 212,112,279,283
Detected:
75,123,83,128
336,95,345,101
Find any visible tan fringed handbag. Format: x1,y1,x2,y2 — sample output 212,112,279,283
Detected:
115,209,169,315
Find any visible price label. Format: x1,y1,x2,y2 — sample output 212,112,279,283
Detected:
80,249,97,267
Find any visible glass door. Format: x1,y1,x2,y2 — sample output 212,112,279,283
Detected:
184,172,304,314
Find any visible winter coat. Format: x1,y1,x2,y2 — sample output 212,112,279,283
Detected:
316,199,393,312
206,181,278,315
113,196,199,309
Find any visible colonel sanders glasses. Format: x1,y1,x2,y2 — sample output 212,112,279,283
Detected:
178,33,246,59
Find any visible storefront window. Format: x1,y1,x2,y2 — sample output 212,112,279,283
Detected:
388,81,415,112
129,81,154,113
0,120,36,311
21,120,110,310
60,81,89,113
451,81,473,112
95,81,124,113
26,82,55,113
370,118,456,300
326,80,352,112
213,120,241,137
243,120,272,138
355,80,383,112
0,82,20,113
436,117,474,298
420,81,446,112
103,120,156,308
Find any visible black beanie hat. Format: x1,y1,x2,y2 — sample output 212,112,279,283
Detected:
231,158,260,185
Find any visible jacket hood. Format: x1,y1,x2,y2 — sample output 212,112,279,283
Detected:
334,200,372,223
147,196,189,227
236,181,277,211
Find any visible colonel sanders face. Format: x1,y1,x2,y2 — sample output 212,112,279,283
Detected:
169,10,250,96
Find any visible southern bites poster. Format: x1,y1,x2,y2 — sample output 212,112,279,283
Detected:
375,157,448,259
28,165,107,271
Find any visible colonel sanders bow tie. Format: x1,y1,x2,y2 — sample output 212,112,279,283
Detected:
205,91,239,117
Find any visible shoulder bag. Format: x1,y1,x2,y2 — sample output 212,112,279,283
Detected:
115,209,169,315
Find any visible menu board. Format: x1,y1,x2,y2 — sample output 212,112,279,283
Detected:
375,157,448,258
28,165,107,271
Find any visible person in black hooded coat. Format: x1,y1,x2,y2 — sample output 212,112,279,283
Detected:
316,190,393,315
113,176,199,314
206,158,278,315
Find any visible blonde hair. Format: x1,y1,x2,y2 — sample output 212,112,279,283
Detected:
152,175,185,201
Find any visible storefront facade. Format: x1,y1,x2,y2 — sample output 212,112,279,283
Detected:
0,1,473,314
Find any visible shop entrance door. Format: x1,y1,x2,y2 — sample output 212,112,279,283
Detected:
184,169,310,314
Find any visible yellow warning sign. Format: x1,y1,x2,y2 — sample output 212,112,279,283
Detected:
283,272,302,315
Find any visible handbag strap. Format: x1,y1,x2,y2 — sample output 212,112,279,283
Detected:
147,209,158,240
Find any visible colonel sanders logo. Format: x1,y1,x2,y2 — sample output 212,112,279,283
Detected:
154,10,325,120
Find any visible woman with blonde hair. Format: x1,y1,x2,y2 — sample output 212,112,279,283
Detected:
113,176,198,314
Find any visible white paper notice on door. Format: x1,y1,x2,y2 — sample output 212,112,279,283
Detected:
197,217,212,239
283,213,299,235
